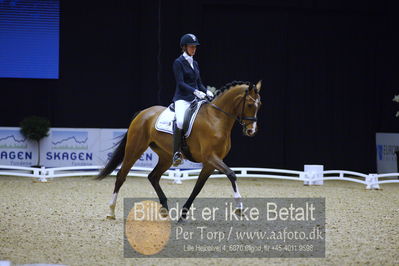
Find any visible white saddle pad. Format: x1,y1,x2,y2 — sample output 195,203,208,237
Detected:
155,101,206,138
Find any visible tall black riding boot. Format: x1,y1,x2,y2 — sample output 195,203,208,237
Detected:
172,127,183,166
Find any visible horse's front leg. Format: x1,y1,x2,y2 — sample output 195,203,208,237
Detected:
209,156,243,214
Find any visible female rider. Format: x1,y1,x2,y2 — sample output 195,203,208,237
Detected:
172,33,213,166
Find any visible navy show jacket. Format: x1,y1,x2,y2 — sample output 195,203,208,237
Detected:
172,54,207,102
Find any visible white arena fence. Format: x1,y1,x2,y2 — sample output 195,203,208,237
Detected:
1,165,398,190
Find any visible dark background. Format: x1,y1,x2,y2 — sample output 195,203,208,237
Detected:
1,0,399,172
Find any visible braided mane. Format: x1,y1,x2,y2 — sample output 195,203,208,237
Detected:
214,80,251,97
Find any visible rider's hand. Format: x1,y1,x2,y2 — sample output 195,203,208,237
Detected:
206,90,214,99
194,89,206,99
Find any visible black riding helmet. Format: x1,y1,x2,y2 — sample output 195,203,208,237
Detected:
180,33,200,47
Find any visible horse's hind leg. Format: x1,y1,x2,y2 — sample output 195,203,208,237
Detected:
107,132,149,220
147,148,172,213
180,164,215,221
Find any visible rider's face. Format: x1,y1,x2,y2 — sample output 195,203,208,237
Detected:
186,45,197,56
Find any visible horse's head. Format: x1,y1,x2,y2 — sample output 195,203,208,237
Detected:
239,80,262,137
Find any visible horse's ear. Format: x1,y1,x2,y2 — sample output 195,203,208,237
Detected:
256,80,262,91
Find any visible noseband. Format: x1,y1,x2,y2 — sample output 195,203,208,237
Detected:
210,84,258,126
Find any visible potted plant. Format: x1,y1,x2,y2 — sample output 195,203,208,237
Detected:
20,116,50,167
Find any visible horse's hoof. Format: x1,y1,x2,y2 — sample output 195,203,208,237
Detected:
106,215,116,220
234,208,244,216
177,217,187,224
159,207,169,218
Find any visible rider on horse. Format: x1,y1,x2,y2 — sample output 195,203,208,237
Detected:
172,33,214,166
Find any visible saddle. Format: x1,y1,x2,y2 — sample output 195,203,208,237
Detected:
155,99,207,162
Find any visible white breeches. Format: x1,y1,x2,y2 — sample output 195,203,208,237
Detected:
175,100,191,129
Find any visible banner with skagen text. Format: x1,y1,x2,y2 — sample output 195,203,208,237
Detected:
0,127,202,169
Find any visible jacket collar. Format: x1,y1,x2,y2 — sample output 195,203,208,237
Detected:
183,52,193,63
179,54,196,71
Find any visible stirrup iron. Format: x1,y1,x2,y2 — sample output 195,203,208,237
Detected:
172,152,183,166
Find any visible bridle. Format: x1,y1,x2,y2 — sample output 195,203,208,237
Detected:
209,84,258,126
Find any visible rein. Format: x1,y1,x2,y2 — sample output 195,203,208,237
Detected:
209,84,258,126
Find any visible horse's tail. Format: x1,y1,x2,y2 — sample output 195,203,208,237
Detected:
96,133,127,180
96,112,139,180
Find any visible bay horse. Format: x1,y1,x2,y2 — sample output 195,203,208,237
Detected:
96,80,262,221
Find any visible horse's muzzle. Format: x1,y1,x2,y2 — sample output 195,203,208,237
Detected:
244,127,257,137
